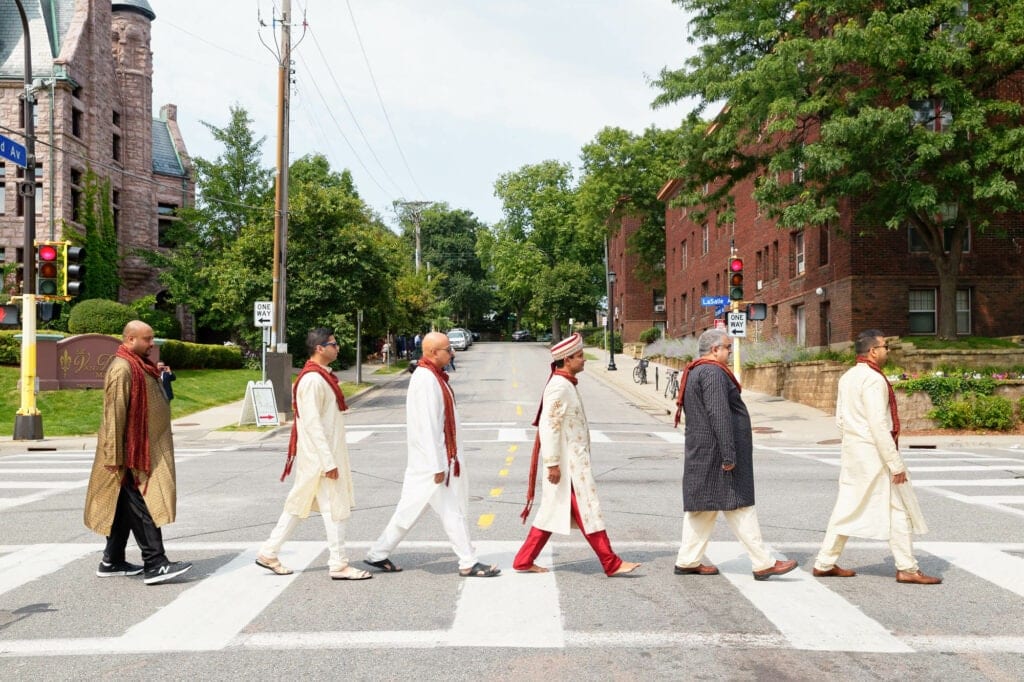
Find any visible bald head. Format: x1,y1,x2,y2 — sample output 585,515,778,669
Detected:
123,320,156,358
421,332,452,370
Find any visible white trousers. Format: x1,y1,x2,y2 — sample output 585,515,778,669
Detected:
814,486,918,573
260,480,348,571
367,471,478,570
676,506,774,572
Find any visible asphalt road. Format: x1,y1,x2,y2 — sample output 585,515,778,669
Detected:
2,342,1023,680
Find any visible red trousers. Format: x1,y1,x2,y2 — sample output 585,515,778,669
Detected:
513,488,622,576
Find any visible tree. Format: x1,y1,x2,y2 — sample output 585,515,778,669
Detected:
654,0,1024,338
576,126,690,283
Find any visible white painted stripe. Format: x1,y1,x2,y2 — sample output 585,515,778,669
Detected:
589,430,611,443
0,481,86,489
0,544,97,597
119,542,324,651
0,486,87,511
449,541,562,647
345,431,373,444
0,468,91,474
908,486,1024,520
462,422,516,426
343,423,404,429
919,542,1024,599
566,631,787,649
903,636,1024,653
652,431,685,444
964,496,1024,505
889,466,1006,473
915,479,1024,487
239,630,448,650
497,428,531,442
704,542,911,652
0,459,95,464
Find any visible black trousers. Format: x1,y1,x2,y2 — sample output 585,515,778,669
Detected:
103,473,167,570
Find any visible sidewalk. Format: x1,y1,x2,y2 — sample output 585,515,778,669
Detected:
0,360,410,455
584,346,1024,449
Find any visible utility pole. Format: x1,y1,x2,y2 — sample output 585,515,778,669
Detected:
13,0,42,440
270,0,292,353
395,200,431,273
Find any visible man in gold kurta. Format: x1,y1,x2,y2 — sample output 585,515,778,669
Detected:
256,328,370,580
83,321,192,585
812,329,940,585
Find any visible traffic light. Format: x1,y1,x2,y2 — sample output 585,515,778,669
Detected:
64,244,85,298
729,257,744,301
36,243,60,297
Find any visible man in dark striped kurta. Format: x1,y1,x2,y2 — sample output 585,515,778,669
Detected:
673,329,797,581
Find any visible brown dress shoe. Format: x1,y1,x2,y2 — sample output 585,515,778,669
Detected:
674,563,719,575
752,559,798,581
896,570,942,585
812,565,856,578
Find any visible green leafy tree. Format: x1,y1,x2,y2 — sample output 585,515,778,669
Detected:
576,126,690,283
654,0,1024,339
68,169,119,302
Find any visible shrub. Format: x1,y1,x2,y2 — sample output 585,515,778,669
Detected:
159,340,243,369
68,299,134,335
639,327,662,344
929,399,974,429
582,329,622,353
930,394,1016,431
129,295,182,340
0,330,21,365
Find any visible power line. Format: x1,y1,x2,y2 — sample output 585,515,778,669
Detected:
344,0,426,198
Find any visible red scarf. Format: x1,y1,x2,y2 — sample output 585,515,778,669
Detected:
674,358,741,428
520,367,577,523
417,357,460,485
115,345,161,489
280,360,348,481
857,355,901,447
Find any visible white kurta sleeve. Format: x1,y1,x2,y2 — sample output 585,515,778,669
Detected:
539,382,569,468
861,374,906,475
406,370,448,474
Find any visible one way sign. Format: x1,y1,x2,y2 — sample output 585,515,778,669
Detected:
254,301,273,327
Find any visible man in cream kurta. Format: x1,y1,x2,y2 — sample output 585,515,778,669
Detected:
257,329,369,580
813,329,940,584
365,332,499,577
513,333,640,576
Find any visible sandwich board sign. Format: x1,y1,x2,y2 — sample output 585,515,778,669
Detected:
239,380,279,426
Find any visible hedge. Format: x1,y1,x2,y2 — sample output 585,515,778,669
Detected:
68,299,135,335
158,340,243,369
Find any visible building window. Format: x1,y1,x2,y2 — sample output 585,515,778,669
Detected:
819,226,830,266
112,189,121,237
158,203,179,247
680,240,687,270
956,288,971,335
909,289,936,334
70,168,83,223
112,133,122,162
112,110,121,126
72,107,84,138
794,304,806,346
682,293,688,320
792,232,805,276
701,224,709,255
772,240,780,279
701,281,709,300
911,99,953,132
909,224,970,253
653,291,666,313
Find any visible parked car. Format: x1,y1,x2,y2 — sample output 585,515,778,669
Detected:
447,329,470,351
451,327,473,347
511,329,532,342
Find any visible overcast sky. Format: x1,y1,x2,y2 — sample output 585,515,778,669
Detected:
150,1,697,228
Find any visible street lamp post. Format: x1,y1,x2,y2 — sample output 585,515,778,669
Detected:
606,271,617,371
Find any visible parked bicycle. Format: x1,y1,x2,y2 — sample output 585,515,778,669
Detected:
633,357,649,385
664,369,680,400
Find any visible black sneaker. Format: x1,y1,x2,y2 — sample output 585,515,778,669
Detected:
96,560,144,577
143,561,193,585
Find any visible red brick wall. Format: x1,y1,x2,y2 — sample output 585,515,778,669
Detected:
609,214,667,342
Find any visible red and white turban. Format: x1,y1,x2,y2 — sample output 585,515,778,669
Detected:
550,333,583,361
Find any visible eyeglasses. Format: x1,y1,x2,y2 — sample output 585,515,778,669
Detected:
872,344,890,351
717,344,733,351
321,341,339,348
442,346,453,353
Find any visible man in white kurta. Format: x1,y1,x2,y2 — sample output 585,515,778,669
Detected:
364,332,499,577
813,329,941,584
256,329,370,580
513,333,640,576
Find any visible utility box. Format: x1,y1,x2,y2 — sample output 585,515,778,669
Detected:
265,351,294,418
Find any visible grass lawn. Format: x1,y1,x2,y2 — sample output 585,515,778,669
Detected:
0,367,261,437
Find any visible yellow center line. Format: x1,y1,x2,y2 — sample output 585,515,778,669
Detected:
516,404,523,416
498,469,509,477
505,456,514,465
489,487,503,497
508,444,518,453
512,382,518,389
477,513,495,529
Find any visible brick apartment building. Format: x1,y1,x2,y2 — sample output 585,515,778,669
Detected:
659,172,1024,348
607,213,667,342
1,0,193,304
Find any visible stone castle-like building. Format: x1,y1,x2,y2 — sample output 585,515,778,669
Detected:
1,0,193,302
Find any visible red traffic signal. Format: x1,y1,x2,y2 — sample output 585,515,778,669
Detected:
36,244,60,296
729,257,744,300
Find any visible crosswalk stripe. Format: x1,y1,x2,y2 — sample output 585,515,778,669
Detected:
119,543,325,651
346,431,373,444
0,544,97,597
918,542,1024,599
498,428,530,442
589,431,611,443
0,468,91,474
704,542,912,652
449,541,561,647
0,481,85,489
914,479,1024,487
652,432,684,443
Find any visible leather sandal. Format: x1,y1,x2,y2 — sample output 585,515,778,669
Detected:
255,555,293,575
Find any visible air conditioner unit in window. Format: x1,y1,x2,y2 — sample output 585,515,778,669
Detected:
654,304,666,313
